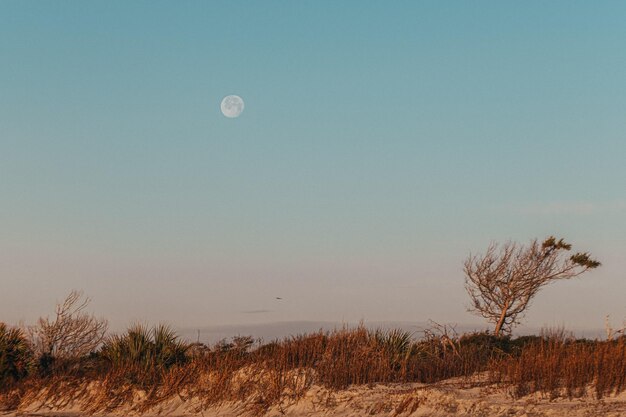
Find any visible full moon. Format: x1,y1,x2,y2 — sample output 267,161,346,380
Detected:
220,95,244,118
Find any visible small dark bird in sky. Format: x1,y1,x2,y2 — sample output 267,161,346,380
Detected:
275,297,282,300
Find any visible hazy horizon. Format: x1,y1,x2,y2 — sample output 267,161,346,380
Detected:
174,320,609,345
2,2,625,333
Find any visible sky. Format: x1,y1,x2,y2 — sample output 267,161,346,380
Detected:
1,1,625,334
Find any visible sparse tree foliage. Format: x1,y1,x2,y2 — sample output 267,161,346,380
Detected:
31,290,108,359
464,236,600,336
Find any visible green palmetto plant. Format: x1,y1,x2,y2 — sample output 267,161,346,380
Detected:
0,323,34,386
100,324,188,370
374,328,414,365
152,324,188,368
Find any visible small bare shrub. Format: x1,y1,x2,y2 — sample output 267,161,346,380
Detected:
30,290,108,361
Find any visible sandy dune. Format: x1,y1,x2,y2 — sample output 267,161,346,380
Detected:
5,376,626,417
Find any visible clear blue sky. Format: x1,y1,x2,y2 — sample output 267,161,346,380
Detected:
1,1,625,332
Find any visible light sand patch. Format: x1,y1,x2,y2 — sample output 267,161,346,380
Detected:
4,376,626,417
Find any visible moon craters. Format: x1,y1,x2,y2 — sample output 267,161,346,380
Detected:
221,95,244,118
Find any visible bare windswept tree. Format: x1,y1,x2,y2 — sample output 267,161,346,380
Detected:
31,290,108,359
464,236,600,336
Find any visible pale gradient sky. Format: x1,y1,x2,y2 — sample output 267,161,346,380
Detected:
1,1,625,332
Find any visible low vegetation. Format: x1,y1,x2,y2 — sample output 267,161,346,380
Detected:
2,321,626,415
0,323,33,388
100,324,188,370
490,333,626,399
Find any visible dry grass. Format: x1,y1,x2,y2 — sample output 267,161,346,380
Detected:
488,335,626,399
3,326,626,415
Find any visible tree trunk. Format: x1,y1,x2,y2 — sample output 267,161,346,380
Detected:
494,302,509,337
